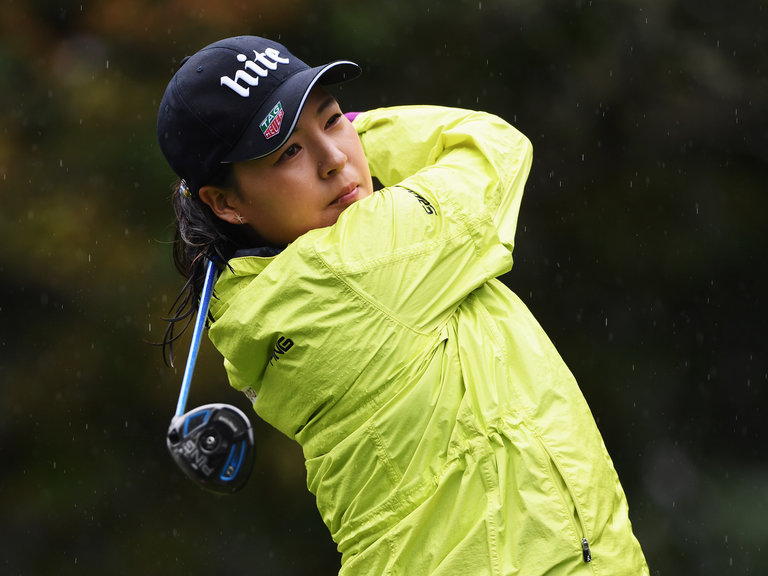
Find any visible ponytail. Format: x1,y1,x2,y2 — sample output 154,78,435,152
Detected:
161,166,255,366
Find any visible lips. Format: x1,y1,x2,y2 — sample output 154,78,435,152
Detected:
331,183,359,207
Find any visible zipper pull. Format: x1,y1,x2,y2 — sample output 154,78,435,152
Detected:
581,537,592,563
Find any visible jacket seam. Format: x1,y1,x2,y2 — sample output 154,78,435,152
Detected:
311,188,494,339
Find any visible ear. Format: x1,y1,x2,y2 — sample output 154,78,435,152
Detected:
198,185,242,225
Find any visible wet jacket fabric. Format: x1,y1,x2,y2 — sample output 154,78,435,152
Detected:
208,106,649,575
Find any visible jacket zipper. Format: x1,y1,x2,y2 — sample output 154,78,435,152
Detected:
540,438,593,564
581,537,592,563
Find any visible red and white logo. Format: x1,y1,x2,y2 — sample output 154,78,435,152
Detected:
259,102,284,139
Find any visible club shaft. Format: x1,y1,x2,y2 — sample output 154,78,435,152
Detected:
175,259,217,418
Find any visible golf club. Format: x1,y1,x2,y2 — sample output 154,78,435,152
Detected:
166,259,255,493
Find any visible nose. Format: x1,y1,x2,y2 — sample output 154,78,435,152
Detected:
317,141,347,178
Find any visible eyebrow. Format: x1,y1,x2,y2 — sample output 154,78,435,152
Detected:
266,92,339,165
288,94,338,139
315,95,337,116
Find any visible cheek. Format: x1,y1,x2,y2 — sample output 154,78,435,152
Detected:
247,191,316,244
347,134,370,175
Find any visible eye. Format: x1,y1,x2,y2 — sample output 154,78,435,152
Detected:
325,112,342,130
280,143,301,161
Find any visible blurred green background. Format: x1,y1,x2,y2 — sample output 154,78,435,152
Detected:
1,0,765,574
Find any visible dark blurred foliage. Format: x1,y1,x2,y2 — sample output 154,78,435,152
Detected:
1,0,766,574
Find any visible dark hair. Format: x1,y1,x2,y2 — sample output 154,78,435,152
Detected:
161,165,259,366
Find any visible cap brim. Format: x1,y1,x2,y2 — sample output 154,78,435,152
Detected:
221,60,361,164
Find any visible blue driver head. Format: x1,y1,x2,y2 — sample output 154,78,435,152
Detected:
167,403,255,493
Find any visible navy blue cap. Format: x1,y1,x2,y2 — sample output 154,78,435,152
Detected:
157,36,360,195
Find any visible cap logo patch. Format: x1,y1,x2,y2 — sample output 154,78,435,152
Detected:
260,102,284,139
219,48,290,98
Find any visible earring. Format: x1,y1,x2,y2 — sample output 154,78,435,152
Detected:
235,213,245,224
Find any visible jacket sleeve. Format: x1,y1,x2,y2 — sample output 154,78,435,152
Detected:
313,105,533,332
353,105,532,252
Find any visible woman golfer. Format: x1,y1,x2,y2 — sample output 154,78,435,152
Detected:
157,35,648,576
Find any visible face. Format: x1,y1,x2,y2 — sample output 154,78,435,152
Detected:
210,87,373,246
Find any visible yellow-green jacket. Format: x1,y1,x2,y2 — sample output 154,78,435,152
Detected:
208,106,649,575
